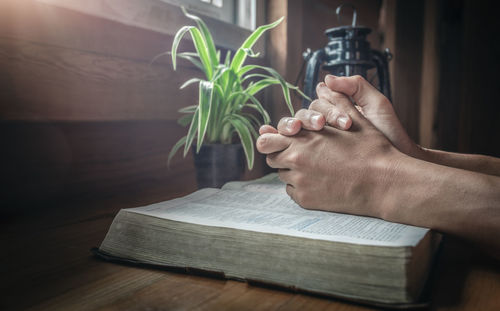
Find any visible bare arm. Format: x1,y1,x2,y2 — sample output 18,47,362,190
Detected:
382,151,500,252
414,147,500,176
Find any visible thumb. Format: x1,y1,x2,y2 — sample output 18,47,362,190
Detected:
325,75,417,156
324,74,389,111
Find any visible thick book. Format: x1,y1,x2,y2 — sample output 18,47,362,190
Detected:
96,173,441,308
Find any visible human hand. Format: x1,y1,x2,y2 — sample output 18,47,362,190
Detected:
256,97,403,218
258,82,351,136
263,75,422,158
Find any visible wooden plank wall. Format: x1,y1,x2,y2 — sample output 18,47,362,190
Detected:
0,0,267,210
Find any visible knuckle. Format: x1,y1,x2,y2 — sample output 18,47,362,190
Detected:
294,109,308,122
287,152,303,166
326,108,340,124
353,75,365,83
309,99,320,110
296,108,308,116
265,155,273,167
278,117,293,129
256,136,267,151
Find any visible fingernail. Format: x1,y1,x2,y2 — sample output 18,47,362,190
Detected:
337,115,349,129
326,74,337,80
311,114,322,127
286,118,294,131
318,82,326,88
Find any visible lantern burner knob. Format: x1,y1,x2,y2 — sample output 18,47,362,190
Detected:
336,3,357,27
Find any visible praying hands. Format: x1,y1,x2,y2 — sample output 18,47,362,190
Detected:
257,75,500,256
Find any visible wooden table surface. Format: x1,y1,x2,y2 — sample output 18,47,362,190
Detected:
2,193,500,311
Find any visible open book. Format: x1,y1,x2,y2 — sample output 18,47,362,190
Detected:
97,174,441,307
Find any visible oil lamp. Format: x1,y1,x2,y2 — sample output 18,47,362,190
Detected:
302,4,392,107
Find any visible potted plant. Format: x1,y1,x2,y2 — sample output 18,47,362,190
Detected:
167,8,309,188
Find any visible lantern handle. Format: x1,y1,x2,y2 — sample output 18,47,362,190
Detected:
336,4,357,27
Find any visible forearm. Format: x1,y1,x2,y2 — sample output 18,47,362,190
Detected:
380,152,500,252
412,146,500,176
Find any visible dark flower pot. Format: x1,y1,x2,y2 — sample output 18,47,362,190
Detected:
193,143,245,189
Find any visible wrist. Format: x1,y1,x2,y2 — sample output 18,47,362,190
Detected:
410,144,431,162
370,147,408,221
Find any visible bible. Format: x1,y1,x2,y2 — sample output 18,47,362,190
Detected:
96,174,441,307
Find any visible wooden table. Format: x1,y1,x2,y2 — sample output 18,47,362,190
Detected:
2,193,500,311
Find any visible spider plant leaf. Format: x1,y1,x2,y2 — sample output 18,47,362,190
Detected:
188,27,213,79
249,65,294,116
242,48,260,58
171,26,195,71
224,50,232,67
287,82,312,101
184,108,199,157
246,78,280,96
212,83,225,122
196,81,214,152
168,135,187,168
242,113,263,137
244,96,271,124
234,114,259,139
181,7,218,71
228,117,254,170
178,105,198,113
178,114,194,127
230,16,284,72
211,66,229,83
177,53,204,71
241,73,273,82
238,64,260,78
150,51,170,66
180,78,201,89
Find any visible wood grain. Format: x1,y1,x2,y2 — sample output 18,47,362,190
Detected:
2,193,499,311
0,36,201,121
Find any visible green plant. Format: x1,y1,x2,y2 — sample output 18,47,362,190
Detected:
167,8,309,169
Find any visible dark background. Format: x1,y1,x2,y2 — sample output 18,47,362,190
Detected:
1,0,499,212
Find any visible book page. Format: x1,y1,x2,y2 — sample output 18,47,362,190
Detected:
126,188,429,247
221,173,286,194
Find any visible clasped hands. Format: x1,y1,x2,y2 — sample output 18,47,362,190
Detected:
256,75,418,219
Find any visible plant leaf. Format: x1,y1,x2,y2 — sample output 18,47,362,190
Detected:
178,105,198,113
181,7,218,72
241,73,273,82
187,27,213,79
238,64,260,77
224,50,232,66
287,82,311,101
234,114,259,139
228,117,254,170
171,26,195,70
247,65,294,116
243,48,260,58
245,78,280,96
211,66,229,83
197,81,214,152
244,95,271,124
180,78,201,89
168,135,187,168
184,108,199,156
178,114,194,127
177,53,204,71
230,16,284,73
